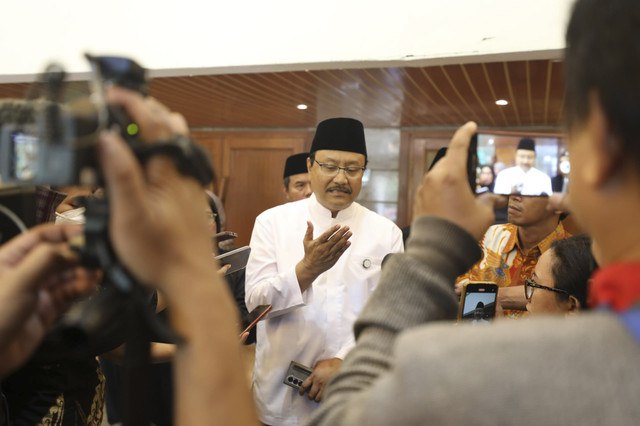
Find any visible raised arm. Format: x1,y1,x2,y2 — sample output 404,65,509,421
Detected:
100,87,257,426
245,218,351,316
310,122,495,425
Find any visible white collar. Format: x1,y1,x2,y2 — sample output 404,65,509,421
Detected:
308,193,357,222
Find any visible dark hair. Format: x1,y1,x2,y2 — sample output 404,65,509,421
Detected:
207,193,222,232
479,164,496,185
565,0,640,164
549,234,596,309
283,176,290,190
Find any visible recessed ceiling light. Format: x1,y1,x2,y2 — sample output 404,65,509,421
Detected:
297,104,308,110
495,99,509,106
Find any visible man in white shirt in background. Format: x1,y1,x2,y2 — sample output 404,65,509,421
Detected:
282,152,312,202
245,117,404,426
493,138,553,196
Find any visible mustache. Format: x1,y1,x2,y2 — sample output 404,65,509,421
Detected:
327,185,352,194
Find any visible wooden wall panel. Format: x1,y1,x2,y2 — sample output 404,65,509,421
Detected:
191,131,224,193
192,132,312,247
398,130,454,227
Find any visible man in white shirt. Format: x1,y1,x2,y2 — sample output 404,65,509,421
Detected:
245,117,404,426
283,152,312,202
493,138,553,196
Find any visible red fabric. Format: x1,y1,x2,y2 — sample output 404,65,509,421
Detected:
589,263,640,312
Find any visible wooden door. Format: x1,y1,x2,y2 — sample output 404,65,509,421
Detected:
192,131,311,247
398,131,452,228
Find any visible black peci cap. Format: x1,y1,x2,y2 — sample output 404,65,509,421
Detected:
283,152,310,179
310,118,367,158
517,138,536,152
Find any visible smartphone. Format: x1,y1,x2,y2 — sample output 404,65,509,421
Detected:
458,282,498,322
283,361,313,390
476,133,568,196
428,133,478,193
215,245,251,275
239,304,272,342
213,231,238,243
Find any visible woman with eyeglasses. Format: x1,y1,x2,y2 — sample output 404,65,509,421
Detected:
525,234,596,315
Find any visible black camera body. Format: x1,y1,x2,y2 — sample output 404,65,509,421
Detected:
0,105,99,186
0,55,147,187
0,54,212,352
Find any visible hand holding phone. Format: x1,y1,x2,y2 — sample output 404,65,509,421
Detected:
213,231,238,243
428,133,478,193
414,122,494,241
458,282,498,322
214,246,251,275
239,304,271,343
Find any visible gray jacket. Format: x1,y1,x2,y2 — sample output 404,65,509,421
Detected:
310,217,640,425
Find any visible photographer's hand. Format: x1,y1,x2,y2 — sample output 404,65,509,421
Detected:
101,87,211,291
413,122,496,241
0,224,96,377
98,86,257,425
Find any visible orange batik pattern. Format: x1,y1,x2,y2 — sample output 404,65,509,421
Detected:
458,222,570,318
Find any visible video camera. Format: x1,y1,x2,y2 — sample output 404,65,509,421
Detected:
1,55,138,187
0,53,215,423
0,55,214,425
0,54,212,188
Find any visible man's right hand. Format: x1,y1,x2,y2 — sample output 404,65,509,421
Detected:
295,222,352,292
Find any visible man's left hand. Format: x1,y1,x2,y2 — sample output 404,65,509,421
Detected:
299,358,342,402
0,224,97,377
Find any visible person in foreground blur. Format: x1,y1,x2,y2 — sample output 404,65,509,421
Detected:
493,138,553,196
3,186,110,425
96,88,256,425
0,224,94,378
0,223,99,423
246,117,403,425
525,234,595,316
457,194,569,318
310,1,640,423
283,152,312,202
1,87,256,424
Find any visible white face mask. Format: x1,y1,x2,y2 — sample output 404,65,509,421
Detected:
55,207,86,225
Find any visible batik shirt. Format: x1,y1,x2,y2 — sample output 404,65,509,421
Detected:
458,221,570,318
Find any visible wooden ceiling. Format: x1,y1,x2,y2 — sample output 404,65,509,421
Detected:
0,59,565,130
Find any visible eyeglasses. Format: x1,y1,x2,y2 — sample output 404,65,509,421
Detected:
314,160,365,178
524,277,571,301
